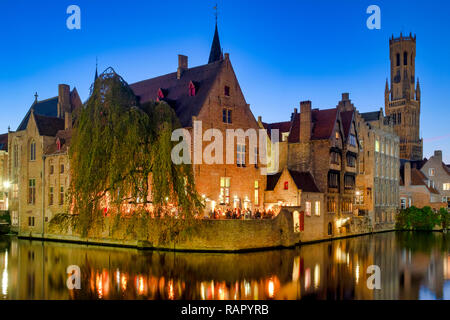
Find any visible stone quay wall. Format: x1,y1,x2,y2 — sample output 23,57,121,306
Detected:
18,208,379,252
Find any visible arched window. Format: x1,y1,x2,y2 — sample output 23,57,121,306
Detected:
328,222,333,236
404,51,408,65
30,141,36,161
396,53,400,66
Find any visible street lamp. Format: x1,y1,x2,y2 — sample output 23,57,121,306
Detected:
3,181,10,189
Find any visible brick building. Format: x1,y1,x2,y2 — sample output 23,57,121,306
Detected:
356,109,400,230
0,133,8,210
8,85,81,235
385,34,423,161
420,150,450,210
130,23,266,213
260,93,363,236
399,161,444,210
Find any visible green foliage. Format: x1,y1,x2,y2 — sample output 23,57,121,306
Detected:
395,206,441,231
439,207,450,229
67,68,202,239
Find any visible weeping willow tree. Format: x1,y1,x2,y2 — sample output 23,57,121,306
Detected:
67,68,202,238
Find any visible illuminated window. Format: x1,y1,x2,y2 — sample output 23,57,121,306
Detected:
429,168,435,177
315,201,320,216
284,181,289,190
220,177,230,204
444,183,450,191
375,139,380,153
335,131,340,140
305,201,311,216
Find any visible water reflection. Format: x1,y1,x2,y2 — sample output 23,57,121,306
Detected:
1,232,450,300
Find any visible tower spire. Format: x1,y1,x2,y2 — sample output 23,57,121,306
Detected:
95,57,99,81
208,4,223,64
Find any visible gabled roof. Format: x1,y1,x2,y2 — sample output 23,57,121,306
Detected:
288,170,321,193
17,97,59,131
130,60,224,127
288,108,338,143
400,165,440,194
33,113,65,137
266,169,321,193
262,121,291,141
0,133,8,152
45,129,72,155
266,172,282,191
360,111,382,122
340,110,354,138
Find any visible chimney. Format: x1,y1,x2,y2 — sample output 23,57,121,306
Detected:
65,111,72,130
404,162,411,187
434,150,443,162
257,116,262,123
177,55,188,79
342,93,350,101
224,53,229,60
300,101,312,142
57,84,71,118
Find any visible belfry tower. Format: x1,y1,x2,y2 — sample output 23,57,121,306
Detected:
385,33,423,160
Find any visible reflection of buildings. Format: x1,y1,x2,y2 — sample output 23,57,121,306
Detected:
397,233,447,300
373,232,401,299
1,232,450,300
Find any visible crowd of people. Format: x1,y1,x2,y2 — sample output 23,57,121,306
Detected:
203,207,278,220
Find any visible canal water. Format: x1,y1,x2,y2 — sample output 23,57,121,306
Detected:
1,232,450,300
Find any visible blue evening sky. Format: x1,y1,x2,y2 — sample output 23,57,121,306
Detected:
0,0,449,162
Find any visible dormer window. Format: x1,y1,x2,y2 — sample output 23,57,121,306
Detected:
189,81,196,97
157,88,165,100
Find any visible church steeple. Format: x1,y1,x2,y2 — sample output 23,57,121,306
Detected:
208,22,223,64
94,57,99,82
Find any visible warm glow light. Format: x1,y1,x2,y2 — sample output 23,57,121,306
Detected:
96,274,103,299
211,201,216,212
137,276,145,295
168,280,174,300
292,256,300,282
355,263,360,284
267,279,275,298
3,181,10,189
1,251,8,297
314,264,320,289
305,268,311,290
121,274,127,292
